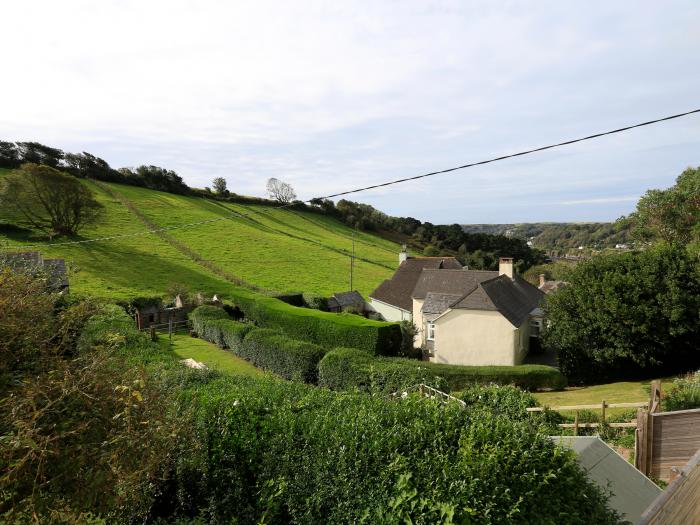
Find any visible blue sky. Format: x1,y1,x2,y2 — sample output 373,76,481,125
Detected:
2,1,699,223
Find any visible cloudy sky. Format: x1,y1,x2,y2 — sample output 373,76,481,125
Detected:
2,1,699,223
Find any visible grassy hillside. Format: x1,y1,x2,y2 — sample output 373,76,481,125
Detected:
0,171,400,299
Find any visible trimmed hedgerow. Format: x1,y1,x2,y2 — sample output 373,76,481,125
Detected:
319,348,567,393
189,305,229,335
224,288,402,355
77,303,149,353
238,328,326,383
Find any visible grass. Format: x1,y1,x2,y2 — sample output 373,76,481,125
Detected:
167,333,267,377
0,173,401,299
534,376,676,416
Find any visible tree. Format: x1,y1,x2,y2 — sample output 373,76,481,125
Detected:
628,166,700,252
543,245,700,383
266,177,296,203
0,163,102,237
16,141,64,168
0,141,21,168
212,177,227,194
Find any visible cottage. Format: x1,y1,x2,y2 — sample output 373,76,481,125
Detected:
368,247,462,321
0,251,69,292
538,273,566,294
327,290,366,313
135,295,194,330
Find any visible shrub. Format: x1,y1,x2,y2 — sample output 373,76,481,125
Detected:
319,348,566,393
160,375,618,524
239,328,327,382
663,371,700,411
77,303,148,353
225,288,402,355
543,245,700,383
302,292,329,311
189,305,229,335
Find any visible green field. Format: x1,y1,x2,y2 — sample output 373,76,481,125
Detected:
0,170,400,300
167,334,267,377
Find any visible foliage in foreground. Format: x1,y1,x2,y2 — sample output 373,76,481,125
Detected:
318,347,567,393
663,370,700,411
1,274,619,524
543,244,700,383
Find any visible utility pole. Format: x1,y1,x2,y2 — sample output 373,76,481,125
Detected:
349,231,355,291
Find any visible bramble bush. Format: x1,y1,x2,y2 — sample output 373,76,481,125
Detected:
318,347,567,393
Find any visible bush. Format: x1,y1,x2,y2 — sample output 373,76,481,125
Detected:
225,288,402,355
319,348,566,393
302,292,329,311
77,303,148,353
239,328,326,382
663,371,700,411
189,305,229,335
543,245,700,383
159,375,618,524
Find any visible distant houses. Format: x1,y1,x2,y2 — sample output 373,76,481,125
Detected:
369,249,545,366
0,251,69,292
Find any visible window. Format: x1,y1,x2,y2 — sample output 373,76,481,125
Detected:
426,321,435,341
529,319,542,338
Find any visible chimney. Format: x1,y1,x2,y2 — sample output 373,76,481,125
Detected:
498,257,514,279
539,273,546,288
399,244,409,265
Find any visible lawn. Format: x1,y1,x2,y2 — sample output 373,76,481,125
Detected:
167,333,267,377
534,377,676,414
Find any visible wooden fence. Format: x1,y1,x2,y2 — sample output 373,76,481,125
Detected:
526,401,646,435
636,406,700,481
639,447,700,524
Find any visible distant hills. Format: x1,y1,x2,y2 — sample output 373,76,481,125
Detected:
462,222,633,252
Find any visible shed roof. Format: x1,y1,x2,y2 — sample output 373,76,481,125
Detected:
551,436,661,525
331,290,365,308
369,257,462,311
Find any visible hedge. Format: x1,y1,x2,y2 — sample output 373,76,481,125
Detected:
77,304,149,353
200,318,253,352
318,348,567,393
239,328,326,382
223,287,402,355
189,305,229,335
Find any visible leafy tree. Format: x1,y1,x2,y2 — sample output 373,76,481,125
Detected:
64,151,119,181
543,245,700,383
212,176,228,194
0,163,102,237
0,141,20,168
629,166,700,254
266,177,296,203
16,141,64,168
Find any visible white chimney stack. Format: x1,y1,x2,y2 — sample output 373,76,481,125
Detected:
399,244,409,265
499,257,514,279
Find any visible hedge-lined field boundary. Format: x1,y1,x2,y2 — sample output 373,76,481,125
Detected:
319,347,567,393
190,306,326,382
203,289,402,355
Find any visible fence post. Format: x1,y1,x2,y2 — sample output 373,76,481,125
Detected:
574,411,579,436
601,400,606,425
635,408,647,474
149,326,157,342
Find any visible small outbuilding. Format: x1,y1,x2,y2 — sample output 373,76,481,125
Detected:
327,290,366,313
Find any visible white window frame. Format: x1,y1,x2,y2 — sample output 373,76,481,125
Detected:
426,321,435,341
529,318,543,338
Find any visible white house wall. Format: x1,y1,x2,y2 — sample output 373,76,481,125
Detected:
369,298,412,322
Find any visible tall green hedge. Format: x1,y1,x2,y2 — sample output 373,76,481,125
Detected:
224,288,402,355
189,305,229,335
319,348,567,393
239,328,326,383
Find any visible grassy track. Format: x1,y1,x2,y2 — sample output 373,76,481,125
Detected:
0,174,401,298
167,334,267,377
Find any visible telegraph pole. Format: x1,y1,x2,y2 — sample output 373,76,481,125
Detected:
349,231,355,291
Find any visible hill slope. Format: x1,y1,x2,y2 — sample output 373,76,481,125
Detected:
0,173,400,299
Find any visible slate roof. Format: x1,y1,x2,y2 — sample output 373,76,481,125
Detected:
44,259,69,289
539,280,567,294
330,290,365,308
413,269,544,327
1,252,69,290
369,257,462,311
551,437,661,524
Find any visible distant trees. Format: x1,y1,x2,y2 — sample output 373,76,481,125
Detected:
543,245,700,383
0,163,102,237
0,141,21,168
266,178,296,203
212,177,228,195
16,142,64,168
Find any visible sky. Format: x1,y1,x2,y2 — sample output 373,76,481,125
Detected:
2,1,699,224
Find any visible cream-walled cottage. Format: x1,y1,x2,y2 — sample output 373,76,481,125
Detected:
413,258,544,366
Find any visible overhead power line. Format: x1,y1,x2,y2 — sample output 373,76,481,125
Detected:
310,107,700,200
5,106,700,251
